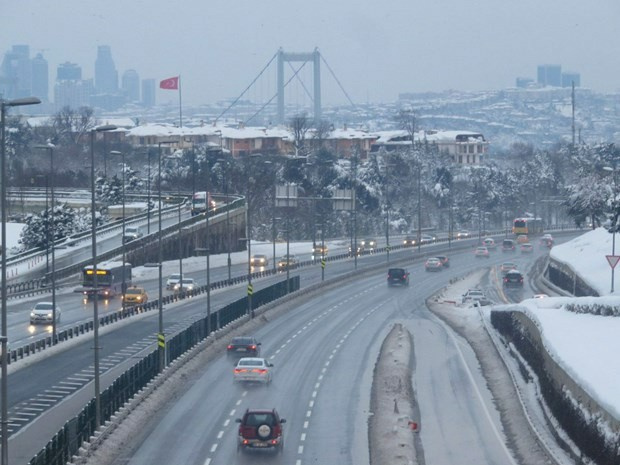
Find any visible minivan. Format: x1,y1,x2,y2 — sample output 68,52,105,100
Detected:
502,239,515,252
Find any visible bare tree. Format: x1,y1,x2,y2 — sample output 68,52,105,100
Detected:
289,113,311,157
51,106,97,145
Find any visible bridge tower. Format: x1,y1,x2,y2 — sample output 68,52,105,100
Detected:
277,48,321,124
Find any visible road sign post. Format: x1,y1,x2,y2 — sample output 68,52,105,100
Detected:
605,255,620,293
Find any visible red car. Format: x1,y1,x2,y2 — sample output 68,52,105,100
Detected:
236,408,286,453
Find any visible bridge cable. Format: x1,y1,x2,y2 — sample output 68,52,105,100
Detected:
320,54,356,107
215,51,279,124
287,61,314,103
244,61,309,125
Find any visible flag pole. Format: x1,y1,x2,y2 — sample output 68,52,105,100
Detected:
178,75,183,128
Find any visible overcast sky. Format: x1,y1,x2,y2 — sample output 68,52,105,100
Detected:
4,0,620,107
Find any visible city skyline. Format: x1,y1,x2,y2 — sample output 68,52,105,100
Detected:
2,0,620,107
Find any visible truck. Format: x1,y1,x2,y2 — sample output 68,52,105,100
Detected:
191,191,216,216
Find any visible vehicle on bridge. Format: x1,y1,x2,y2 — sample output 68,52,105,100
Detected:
513,217,543,236
191,191,216,216
80,261,132,299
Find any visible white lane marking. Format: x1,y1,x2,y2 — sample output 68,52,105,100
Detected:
223,419,230,427
203,458,211,465
230,409,236,416
298,445,304,454
314,382,320,389
306,410,312,418
210,444,217,452
236,399,242,405
296,460,302,465
303,421,309,429
311,390,317,398
21,407,43,412
300,432,306,441
217,430,224,439
309,400,314,408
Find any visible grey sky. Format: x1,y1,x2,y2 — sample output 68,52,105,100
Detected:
4,0,620,106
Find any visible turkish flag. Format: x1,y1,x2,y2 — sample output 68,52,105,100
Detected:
160,76,179,90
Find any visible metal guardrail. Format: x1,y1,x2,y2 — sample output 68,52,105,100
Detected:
28,276,300,465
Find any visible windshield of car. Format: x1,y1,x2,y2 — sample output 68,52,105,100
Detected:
238,359,264,367
34,302,54,310
388,268,406,277
126,288,142,295
231,337,254,345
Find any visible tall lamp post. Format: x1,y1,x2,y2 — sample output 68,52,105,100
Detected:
35,145,57,342
111,151,127,311
217,158,232,283
147,149,152,235
1,96,40,465
157,140,175,371
89,124,117,431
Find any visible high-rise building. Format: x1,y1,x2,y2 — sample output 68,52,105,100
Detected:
94,45,118,93
122,69,140,102
562,72,581,88
55,62,91,109
31,53,49,102
516,77,535,88
537,64,562,87
141,78,156,107
0,45,31,99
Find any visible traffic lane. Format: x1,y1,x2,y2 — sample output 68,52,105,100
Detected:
409,312,516,464
118,273,401,465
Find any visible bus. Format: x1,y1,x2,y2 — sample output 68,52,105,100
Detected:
513,217,544,236
81,261,132,299
191,191,216,216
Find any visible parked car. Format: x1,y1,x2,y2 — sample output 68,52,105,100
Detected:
30,301,61,324
250,254,269,267
174,278,196,293
474,246,490,258
166,273,183,290
502,239,516,252
387,268,410,286
424,257,443,271
227,336,261,358
122,286,148,304
233,357,273,384
520,242,534,253
277,254,298,269
482,237,496,249
503,270,524,287
122,226,143,243
236,408,286,453
500,262,518,275
436,255,450,267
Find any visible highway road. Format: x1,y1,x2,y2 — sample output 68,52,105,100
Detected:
65,238,564,465
5,232,571,464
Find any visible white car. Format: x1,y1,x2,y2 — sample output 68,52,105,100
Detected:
30,302,61,324
462,289,486,304
174,278,196,292
123,226,143,242
166,273,183,290
233,357,273,384
482,237,496,249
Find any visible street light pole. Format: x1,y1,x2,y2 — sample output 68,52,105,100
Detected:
217,157,232,284
35,145,57,343
147,149,152,235
89,124,116,431
111,151,127,311
1,96,40,465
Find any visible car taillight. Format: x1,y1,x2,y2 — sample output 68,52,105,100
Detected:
252,368,267,373
227,345,233,350
503,278,507,282
235,368,247,373
249,345,256,350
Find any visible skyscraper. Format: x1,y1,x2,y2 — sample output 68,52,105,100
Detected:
31,53,49,102
562,72,581,88
54,62,92,109
537,64,562,87
0,45,31,99
141,78,156,107
122,69,140,102
95,45,118,93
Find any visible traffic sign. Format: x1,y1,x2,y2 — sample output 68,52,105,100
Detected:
321,259,326,269
606,255,620,269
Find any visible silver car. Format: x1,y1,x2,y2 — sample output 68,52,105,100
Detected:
30,301,61,325
233,357,273,384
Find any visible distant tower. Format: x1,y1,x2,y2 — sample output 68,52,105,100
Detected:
277,48,321,124
141,78,156,107
122,69,140,102
0,45,31,99
537,64,562,87
54,62,93,109
31,53,49,102
95,45,118,93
